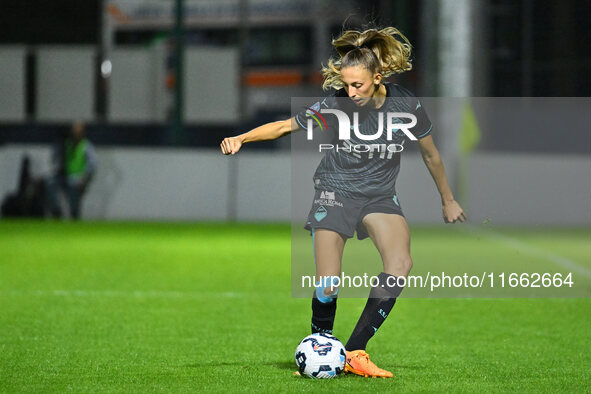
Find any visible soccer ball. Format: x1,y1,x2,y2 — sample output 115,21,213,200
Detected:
294,333,346,378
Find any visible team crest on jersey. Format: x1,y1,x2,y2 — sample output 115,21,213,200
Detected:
314,206,327,222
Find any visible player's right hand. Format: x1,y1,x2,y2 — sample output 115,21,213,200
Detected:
220,137,242,155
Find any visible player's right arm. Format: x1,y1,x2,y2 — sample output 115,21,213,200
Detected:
220,117,301,155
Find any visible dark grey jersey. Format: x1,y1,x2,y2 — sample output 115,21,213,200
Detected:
295,83,432,199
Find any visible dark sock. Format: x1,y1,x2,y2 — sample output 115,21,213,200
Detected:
345,272,404,351
311,292,337,334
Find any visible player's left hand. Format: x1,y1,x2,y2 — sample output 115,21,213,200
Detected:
442,200,466,223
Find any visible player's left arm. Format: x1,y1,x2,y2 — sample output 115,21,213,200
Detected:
417,135,466,223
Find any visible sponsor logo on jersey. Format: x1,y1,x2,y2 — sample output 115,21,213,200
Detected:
315,191,342,208
320,191,335,200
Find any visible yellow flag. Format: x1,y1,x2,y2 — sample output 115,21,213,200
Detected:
459,101,481,155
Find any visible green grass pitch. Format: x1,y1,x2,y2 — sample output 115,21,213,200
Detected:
1,221,590,392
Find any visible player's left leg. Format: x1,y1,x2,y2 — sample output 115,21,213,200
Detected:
304,190,362,335
344,213,411,377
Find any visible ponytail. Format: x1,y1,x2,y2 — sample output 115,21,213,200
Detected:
321,27,412,91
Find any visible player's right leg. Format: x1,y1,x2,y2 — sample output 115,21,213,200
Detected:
311,228,346,334
344,213,411,378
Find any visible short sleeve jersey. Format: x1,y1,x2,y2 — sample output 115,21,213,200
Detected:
295,83,432,199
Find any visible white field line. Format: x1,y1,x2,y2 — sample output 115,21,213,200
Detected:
462,225,591,279
0,290,250,298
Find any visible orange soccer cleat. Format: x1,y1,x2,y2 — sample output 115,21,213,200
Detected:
344,350,394,378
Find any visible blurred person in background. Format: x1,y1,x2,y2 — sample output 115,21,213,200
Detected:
46,121,97,219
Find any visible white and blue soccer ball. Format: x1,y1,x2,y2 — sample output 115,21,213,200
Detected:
295,333,346,378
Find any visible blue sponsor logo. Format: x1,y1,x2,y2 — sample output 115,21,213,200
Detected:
393,195,399,206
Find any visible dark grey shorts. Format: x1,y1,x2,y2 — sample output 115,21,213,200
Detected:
304,189,404,240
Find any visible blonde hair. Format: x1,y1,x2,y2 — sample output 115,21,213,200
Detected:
321,27,413,91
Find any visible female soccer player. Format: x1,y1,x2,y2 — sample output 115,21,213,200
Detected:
221,26,465,378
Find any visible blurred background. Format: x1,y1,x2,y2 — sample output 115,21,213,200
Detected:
0,0,590,223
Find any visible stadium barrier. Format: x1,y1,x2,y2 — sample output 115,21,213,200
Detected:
0,144,589,225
